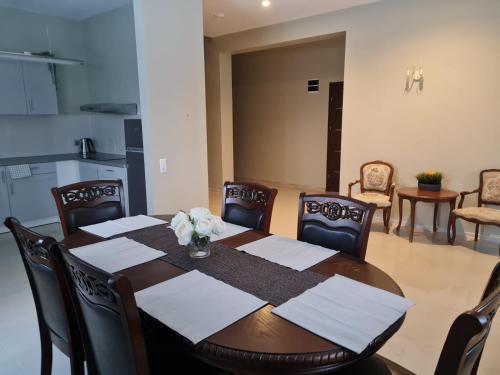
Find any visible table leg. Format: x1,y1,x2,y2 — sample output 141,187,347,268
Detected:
433,203,439,232
396,197,403,232
447,198,456,243
409,199,416,243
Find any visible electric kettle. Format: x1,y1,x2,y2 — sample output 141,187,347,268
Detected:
79,138,95,158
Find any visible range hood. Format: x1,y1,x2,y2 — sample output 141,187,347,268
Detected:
80,103,138,115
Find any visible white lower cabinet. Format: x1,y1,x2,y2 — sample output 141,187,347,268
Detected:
79,162,99,181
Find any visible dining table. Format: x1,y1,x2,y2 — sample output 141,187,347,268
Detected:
62,215,407,375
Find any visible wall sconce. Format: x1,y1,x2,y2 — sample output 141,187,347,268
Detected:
405,66,424,94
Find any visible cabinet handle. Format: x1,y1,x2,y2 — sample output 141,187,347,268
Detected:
105,169,114,172
10,182,14,195
1,170,5,183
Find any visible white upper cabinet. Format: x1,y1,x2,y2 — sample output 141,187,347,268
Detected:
0,60,58,115
0,60,28,114
22,62,58,115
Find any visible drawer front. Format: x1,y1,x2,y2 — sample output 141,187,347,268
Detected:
30,162,57,175
98,166,126,181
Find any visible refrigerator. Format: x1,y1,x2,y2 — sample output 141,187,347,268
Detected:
124,119,148,215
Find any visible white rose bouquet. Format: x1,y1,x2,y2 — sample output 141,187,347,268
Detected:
170,208,226,251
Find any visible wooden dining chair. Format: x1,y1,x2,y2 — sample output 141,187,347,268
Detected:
51,243,225,375
348,160,395,234
4,217,84,375
450,169,500,245
297,193,376,261
222,181,278,234
336,261,500,375
51,180,126,237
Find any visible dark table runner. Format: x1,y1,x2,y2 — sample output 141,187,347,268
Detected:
121,225,328,306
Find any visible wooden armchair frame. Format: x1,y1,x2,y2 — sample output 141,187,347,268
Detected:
348,160,395,234
450,169,500,244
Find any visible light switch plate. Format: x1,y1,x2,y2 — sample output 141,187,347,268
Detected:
159,158,167,174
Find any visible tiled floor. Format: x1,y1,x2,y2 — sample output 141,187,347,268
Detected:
0,187,498,374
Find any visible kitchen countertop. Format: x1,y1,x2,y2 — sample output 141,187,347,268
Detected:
0,153,128,168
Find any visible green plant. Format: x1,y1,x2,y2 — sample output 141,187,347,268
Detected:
416,171,443,184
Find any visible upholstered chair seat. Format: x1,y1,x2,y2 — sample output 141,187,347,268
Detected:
348,161,395,233
453,207,500,225
353,192,392,208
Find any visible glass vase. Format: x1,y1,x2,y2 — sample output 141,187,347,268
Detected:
189,242,211,259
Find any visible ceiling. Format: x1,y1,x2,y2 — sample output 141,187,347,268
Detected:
203,0,381,37
0,0,131,20
0,0,381,35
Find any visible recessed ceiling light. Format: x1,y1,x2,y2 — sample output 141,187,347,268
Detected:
262,0,271,7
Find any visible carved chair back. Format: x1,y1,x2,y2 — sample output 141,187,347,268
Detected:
435,261,500,375
359,160,394,195
478,169,500,207
52,180,126,237
297,194,376,261
3,217,82,358
222,181,278,233
52,243,149,375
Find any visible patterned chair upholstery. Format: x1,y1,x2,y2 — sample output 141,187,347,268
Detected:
450,169,500,244
348,161,395,233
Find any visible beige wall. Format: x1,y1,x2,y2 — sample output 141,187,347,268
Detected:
208,0,500,239
232,37,345,190
133,0,209,213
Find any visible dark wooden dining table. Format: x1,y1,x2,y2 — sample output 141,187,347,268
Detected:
62,215,406,375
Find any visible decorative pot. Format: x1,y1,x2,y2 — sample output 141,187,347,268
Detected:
189,242,211,258
418,183,441,192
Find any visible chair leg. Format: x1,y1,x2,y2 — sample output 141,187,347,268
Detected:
40,327,53,375
449,214,457,244
69,348,85,375
474,224,479,242
385,207,392,234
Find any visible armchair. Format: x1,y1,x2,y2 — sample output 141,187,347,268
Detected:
450,169,500,244
348,160,395,234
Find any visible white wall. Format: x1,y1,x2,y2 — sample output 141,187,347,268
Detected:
232,37,345,190
208,0,500,239
133,0,209,214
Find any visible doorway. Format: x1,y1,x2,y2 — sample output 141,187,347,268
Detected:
325,81,343,192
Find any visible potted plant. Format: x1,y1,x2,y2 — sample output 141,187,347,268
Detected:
170,207,225,258
416,171,443,192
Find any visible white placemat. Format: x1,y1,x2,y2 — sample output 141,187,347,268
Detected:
236,235,337,271
210,222,251,242
135,270,267,344
272,275,414,354
80,215,167,238
70,237,165,273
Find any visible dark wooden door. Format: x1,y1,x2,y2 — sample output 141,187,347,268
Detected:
326,82,343,192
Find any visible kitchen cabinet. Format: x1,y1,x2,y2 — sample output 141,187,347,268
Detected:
0,60,58,115
22,62,58,115
0,60,27,114
79,162,99,181
0,167,11,222
7,164,58,223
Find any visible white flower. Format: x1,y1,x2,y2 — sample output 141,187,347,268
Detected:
189,207,211,223
175,220,194,246
195,218,212,237
210,216,226,235
170,211,189,230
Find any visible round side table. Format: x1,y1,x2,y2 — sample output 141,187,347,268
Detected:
396,187,458,243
